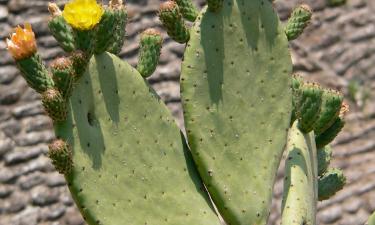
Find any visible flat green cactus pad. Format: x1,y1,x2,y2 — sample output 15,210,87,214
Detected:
180,0,292,224
54,53,221,225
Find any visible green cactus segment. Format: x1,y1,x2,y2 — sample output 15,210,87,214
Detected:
48,15,75,52
73,30,94,54
137,29,163,78
51,57,75,99
318,168,346,201
173,0,198,22
70,50,90,79
313,89,343,135
180,1,292,224
281,122,317,225
54,53,221,225
48,139,73,175
42,88,67,122
106,6,127,55
285,4,312,41
367,213,375,225
327,0,347,7
297,83,323,133
317,145,332,176
315,117,345,149
16,53,54,93
207,0,224,12
159,1,190,44
94,9,117,54
291,74,303,124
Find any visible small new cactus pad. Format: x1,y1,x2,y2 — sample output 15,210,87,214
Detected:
297,83,323,133
173,0,198,22
106,0,127,55
159,1,190,44
317,145,332,176
315,117,345,149
48,139,73,174
313,89,343,135
17,54,55,93
50,57,75,99
180,1,292,224
42,88,67,122
285,4,312,41
137,28,163,78
281,122,318,225
54,53,221,225
318,168,346,201
94,0,127,55
94,8,118,54
48,3,75,52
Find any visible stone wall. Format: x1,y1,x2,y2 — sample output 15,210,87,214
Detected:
0,0,374,224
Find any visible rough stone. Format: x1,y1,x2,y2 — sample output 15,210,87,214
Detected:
46,172,66,187
0,133,13,157
0,5,8,21
5,145,45,165
0,192,29,214
0,65,18,84
10,206,39,225
15,131,54,146
318,205,343,224
23,115,52,133
18,172,45,190
0,184,13,198
12,101,45,118
39,204,66,221
0,85,22,105
31,186,59,206
344,197,363,213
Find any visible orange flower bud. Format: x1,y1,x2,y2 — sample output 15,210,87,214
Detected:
6,23,37,60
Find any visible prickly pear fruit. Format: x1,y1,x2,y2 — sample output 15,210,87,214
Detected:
285,4,312,41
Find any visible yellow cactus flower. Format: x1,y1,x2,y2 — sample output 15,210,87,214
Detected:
63,0,104,31
6,23,37,60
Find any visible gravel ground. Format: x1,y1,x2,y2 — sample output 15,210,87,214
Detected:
0,0,374,224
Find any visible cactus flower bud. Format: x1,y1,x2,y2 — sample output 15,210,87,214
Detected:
6,23,37,61
48,2,62,17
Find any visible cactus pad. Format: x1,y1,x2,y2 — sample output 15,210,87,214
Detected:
54,53,221,225
180,1,292,224
281,122,318,225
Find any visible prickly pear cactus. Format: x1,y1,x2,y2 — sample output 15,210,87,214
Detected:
179,1,292,224
54,53,221,225
7,0,352,224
